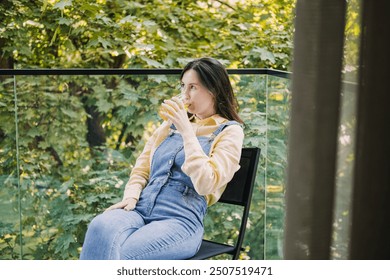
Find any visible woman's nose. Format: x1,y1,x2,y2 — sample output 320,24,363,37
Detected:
180,85,188,94
180,87,189,98
181,93,189,104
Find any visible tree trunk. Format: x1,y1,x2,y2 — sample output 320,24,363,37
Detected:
83,104,106,148
0,38,14,69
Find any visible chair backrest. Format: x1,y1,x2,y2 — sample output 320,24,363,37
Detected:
219,147,260,259
219,147,260,205
188,147,261,260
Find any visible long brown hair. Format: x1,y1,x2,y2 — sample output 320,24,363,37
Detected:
180,57,244,124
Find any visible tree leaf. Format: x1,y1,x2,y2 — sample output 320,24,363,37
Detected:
140,57,164,68
54,0,73,11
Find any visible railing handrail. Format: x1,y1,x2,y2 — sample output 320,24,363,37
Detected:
0,68,291,78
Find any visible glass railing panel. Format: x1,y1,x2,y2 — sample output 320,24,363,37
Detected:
237,73,267,260
1,70,290,259
203,74,267,260
12,73,183,259
0,75,22,259
264,74,291,259
13,74,93,259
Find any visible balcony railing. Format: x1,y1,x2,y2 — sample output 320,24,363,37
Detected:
0,68,291,260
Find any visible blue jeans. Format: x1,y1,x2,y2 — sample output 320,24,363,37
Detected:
80,181,206,260
79,209,204,260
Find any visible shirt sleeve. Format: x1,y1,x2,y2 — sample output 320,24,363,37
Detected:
181,124,244,198
122,124,162,201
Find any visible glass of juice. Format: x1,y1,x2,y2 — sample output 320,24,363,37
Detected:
158,93,188,121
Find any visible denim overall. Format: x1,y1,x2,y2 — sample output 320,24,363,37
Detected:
80,121,239,260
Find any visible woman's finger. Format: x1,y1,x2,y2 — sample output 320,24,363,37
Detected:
164,99,182,111
160,102,182,118
105,200,127,212
171,96,185,109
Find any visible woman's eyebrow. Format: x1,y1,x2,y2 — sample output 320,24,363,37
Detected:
182,82,200,86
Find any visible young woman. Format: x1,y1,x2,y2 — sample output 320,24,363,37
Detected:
80,57,244,260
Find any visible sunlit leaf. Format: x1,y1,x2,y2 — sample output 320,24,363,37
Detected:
54,0,73,11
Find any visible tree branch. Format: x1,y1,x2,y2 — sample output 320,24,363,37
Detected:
215,0,236,11
34,136,63,167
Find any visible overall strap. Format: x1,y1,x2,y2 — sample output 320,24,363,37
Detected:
209,120,241,142
170,123,177,132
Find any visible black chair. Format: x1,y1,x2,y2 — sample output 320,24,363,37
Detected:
188,147,261,260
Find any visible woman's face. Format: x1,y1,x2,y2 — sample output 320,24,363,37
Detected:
181,69,216,119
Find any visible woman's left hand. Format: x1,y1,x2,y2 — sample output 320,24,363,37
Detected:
160,97,192,135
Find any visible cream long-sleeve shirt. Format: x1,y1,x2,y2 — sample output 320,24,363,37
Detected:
123,114,244,206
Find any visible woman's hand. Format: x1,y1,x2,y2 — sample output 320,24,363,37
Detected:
105,197,137,212
160,96,193,135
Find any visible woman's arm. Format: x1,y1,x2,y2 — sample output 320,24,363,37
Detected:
159,97,244,197
106,123,164,211
181,124,244,196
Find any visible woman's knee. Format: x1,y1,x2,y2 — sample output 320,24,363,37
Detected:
85,213,110,237
88,209,144,236
119,222,203,260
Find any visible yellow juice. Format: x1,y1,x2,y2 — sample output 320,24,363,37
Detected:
158,106,170,121
158,94,188,121
158,103,189,121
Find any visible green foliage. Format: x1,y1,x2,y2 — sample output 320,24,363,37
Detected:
0,0,295,260
0,0,295,70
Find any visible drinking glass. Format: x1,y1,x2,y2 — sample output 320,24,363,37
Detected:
158,93,188,121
